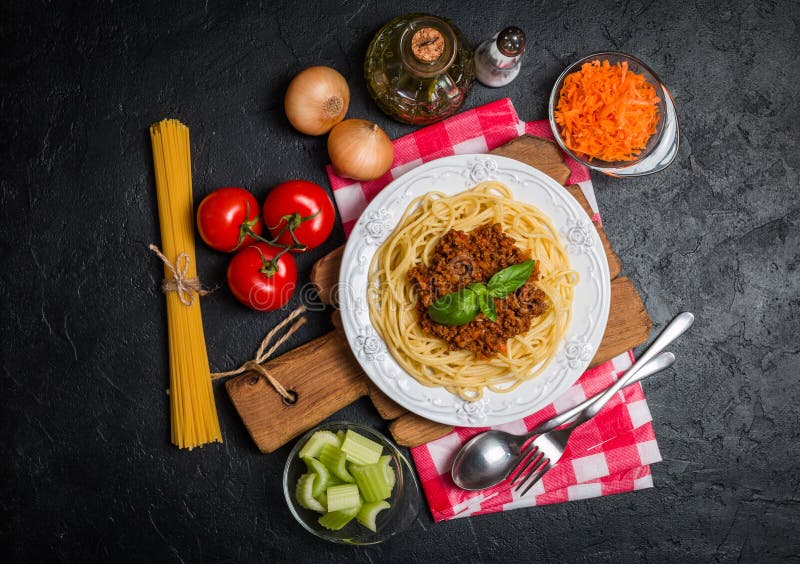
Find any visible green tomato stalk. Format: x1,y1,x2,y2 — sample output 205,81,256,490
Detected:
238,203,321,276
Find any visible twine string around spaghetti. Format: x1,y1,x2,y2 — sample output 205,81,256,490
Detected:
148,244,209,306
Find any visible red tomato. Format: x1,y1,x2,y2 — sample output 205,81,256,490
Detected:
226,243,297,311
263,180,335,252
197,187,263,252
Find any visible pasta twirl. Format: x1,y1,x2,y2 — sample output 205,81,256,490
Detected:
150,119,222,449
368,182,577,401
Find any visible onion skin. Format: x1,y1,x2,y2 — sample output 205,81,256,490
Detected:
284,66,350,135
328,119,394,181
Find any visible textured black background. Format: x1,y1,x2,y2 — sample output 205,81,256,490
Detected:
2,1,799,562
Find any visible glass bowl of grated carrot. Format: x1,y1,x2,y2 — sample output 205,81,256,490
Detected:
548,51,679,177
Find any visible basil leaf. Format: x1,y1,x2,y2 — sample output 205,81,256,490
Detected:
478,293,498,322
466,282,487,298
488,260,535,298
428,287,480,326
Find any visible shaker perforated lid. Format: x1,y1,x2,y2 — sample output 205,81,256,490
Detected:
496,26,526,57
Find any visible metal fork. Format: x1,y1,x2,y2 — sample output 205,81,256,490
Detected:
508,312,695,495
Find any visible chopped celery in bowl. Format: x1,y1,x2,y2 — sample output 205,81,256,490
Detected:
282,421,422,545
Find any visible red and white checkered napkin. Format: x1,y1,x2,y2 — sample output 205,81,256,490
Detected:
326,98,661,522
413,353,661,520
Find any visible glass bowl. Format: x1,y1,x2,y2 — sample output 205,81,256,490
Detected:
282,421,422,545
548,51,680,177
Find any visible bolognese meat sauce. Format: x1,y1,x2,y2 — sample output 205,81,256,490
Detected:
408,223,549,358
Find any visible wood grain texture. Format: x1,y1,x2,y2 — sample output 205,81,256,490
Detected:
310,246,343,306
564,184,623,280
225,331,368,453
389,414,454,448
491,135,571,185
366,383,408,420
591,276,652,366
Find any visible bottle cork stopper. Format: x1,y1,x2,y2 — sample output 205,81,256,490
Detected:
411,27,444,62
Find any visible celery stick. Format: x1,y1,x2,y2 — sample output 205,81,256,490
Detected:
302,456,330,498
325,484,360,512
340,429,383,465
356,500,391,532
350,463,392,502
336,429,345,443
318,505,360,531
378,455,396,492
295,473,325,513
326,472,345,487
318,443,355,482
298,430,340,459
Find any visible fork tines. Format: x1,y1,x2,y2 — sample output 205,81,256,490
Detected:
507,444,538,484
507,444,552,496
509,449,541,485
515,458,552,496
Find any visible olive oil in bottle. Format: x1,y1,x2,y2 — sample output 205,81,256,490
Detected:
365,14,475,125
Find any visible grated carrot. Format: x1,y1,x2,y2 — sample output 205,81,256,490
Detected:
554,59,661,162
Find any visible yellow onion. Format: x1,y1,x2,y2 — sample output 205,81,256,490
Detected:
284,66,350,135
327,119,394,181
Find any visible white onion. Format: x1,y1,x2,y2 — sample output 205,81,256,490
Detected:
327,119,394,181
284,66,350,136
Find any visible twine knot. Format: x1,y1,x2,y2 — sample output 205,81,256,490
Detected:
210,305,307,404
149,244,209,306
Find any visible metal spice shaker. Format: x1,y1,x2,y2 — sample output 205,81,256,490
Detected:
475,26,526,87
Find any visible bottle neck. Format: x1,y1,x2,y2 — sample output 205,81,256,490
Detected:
399,16,457,78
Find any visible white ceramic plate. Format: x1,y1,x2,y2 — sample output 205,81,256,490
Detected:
339,154,610,427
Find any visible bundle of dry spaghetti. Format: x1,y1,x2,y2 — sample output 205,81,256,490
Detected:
150,119,222,449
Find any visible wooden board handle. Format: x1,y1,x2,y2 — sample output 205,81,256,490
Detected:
310,247,343,306
226,331,369,453
389,414,454,448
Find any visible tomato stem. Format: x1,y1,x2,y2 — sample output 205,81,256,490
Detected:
252,245,285,277
237,216,261,249
236,202,267,250
240,208,320,271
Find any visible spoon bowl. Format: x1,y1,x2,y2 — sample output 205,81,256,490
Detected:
451,430,529,490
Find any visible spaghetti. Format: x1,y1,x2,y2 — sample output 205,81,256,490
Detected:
367,182,577,401
150,119,222,449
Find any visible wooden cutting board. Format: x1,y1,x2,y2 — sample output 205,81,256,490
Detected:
226,136,652,453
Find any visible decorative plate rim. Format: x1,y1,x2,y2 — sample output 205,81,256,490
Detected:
338,154,611,427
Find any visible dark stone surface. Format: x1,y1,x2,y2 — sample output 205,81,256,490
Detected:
2,1,798,562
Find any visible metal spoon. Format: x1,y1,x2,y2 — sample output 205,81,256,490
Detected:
451,351,676,491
